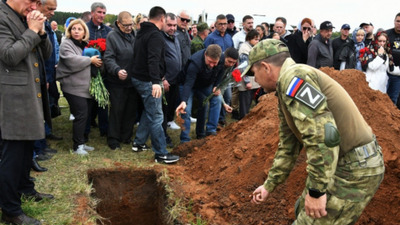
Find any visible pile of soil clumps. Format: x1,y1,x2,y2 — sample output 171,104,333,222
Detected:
170,68,400,225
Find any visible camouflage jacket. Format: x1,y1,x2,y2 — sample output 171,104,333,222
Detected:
263,58,376,195
191,35,205,55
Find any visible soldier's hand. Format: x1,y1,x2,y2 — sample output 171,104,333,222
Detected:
251,185,269,204
305,193,327,219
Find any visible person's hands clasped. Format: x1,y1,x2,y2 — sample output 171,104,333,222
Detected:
118,69,127,80
305,193,327,219
90,56,102,67
152,84,162,98
27,10,46,34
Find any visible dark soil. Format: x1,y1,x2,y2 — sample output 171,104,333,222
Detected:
88,169,168,225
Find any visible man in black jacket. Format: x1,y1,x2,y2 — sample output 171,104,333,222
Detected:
161,13,182,146
175,45,225,142
131,6,179,164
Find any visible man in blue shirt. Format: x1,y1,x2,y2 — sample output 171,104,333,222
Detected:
204,14,233,52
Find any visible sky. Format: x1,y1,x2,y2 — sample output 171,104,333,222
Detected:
57,0,398,32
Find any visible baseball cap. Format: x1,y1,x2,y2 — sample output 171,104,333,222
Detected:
320,21,334,30
242,39,289,76
341,24,350,30
226,14,235,22
197,22,209,32
359,22,373,28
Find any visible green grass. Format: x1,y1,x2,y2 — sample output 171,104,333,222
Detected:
0,94,216,225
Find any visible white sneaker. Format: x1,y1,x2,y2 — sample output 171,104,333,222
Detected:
190,117,197,123
69,114,75,121
83,144,94,151
74,145,88,155
167,121,180,130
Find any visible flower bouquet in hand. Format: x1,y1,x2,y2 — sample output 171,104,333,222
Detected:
202,61,247,106
84,38,109,108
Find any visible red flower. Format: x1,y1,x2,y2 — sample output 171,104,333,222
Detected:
232,69,242,82
87,38,107,52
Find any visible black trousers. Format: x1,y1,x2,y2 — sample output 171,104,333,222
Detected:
64,92,92,150
107,86,137,146
239,89,257,120
162,83,179,140
0,129,36,216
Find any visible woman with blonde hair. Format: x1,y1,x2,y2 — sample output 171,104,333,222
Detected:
57,19,102,155
133,13,148,35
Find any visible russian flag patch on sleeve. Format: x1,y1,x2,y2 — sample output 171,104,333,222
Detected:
286,77,304,97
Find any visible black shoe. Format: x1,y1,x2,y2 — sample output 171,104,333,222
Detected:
109,144,121,151
29,176,36,182
23,192,54,202
1,212,41,225
155,153,179,164
46,134,63,141
132,142,149,152
32,159,47,172
43,147,57,154
206,132,217,136
35,153,52,161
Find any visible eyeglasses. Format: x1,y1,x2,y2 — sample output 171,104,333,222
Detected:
302,27,311,31
210,26,215,29
217,23,227,26
228,21,234,24
120,23,133,28
180,17,191,23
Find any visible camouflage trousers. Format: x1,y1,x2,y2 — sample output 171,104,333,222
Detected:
293,144,384,225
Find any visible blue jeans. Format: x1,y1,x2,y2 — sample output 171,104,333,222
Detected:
387,73,400,105
131,77,168,155
180,85,221,143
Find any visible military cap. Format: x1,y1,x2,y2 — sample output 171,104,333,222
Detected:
242,39,289,76
197,22,209,32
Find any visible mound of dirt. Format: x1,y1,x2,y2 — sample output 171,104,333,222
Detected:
170,68,400,225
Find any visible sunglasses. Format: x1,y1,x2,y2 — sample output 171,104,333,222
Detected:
180,17,191,23
302,27,311,31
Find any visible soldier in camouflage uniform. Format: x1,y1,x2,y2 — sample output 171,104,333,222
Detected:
191,22,209,54
247,39,384,224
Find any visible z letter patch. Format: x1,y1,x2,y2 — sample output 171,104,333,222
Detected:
294,82,325,109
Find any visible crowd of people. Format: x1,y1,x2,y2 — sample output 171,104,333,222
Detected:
0,0,399,223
